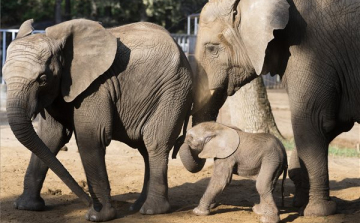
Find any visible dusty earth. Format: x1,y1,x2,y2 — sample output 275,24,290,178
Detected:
1,89,359,223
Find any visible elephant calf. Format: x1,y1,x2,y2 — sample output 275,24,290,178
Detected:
179,122,287,223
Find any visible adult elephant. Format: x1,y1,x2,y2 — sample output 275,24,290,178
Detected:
3,19,193,221
182,0,360,217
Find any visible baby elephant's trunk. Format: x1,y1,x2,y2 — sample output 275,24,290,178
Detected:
281,164,288,207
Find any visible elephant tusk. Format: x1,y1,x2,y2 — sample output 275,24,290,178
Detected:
210,90,215,96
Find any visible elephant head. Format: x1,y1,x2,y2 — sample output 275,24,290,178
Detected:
2,19,117,204
192,0,290,121
179,122,239,173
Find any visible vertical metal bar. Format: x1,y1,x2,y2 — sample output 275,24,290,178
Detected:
11,31,16,40
2,31,6,66
187,16,191,35
2,31,6,84
194,17,198,35
181,36,185,52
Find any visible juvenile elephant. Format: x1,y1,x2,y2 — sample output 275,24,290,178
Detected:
191,0,360,216
3,19,193,221
179,122,287,223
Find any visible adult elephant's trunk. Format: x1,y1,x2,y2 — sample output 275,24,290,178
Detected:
180,85,228,173
179,143,205,173
6,92,91,206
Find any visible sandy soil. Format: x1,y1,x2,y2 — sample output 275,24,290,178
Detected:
1,89,359,223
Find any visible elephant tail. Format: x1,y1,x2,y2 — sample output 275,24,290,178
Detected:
172,108,191,159
281,163,288,207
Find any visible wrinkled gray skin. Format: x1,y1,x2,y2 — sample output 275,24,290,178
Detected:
3,19,193,222
191,0,360,216
179,122,287,223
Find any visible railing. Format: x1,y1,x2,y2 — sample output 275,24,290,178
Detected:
171,34,191,54
1,29,44,84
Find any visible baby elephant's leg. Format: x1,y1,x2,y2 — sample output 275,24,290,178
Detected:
194,161,233,216
253,161,282,223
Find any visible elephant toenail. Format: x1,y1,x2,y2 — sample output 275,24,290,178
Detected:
90,215,97,221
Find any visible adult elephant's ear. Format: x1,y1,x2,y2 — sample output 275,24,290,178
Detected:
237,0,290,75
198,127,239,159
45,19,117,102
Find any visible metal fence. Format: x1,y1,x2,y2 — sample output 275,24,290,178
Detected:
1,29,45,84
0,29,284,89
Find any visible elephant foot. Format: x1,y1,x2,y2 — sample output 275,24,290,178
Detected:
139,196,170,215
193,206,210,216
300,199,336,216
260,214,280,223
14,194,45,211
253,203,280,223
253,203,264,215
85,205,117,222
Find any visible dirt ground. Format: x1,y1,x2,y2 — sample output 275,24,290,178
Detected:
1,89,359,223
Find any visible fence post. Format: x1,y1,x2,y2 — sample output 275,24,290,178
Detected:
187,35,197,73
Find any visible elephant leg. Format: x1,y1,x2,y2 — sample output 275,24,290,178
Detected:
76,133,116,222
288,149,309,207
292,120,336,216
138,93,192,215
14,112,72,211
129,146,150,211
194,160,233,216
252,160,281,223
138,141,171,215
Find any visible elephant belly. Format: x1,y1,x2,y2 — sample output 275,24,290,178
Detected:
234,164,260,177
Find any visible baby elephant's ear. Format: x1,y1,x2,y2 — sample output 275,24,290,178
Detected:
198,127,239,159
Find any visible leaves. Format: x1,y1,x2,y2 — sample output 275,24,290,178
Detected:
1,0,207,33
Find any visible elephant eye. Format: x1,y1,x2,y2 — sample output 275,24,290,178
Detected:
205,44,219,55
38,74,47,86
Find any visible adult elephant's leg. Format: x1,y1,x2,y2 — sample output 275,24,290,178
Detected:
73,95,117,221
129,146,150,211
76,128,116,221
291,114,336,216
14,111,72,211
139,140,171,215
139,99,191,214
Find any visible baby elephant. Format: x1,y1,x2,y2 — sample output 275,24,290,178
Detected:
179,122,287,223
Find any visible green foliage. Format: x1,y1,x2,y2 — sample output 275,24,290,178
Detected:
1,0,207,33
281,138,360,158
1,0,55,28
328,145,360,158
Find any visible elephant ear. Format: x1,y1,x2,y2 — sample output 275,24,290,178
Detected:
198,126,239,159
237,0,290,75
45,19,117,102
16,19,34,39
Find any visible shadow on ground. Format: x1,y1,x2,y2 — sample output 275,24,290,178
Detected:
1,177,359,223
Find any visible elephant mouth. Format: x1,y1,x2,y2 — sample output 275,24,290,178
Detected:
30,102,41,121
227,87,238,96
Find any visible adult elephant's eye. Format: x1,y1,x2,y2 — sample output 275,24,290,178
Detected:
206,44,219,55
38,74,47,86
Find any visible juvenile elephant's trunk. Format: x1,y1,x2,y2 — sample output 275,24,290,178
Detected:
179,143,205,173
6,93,91,206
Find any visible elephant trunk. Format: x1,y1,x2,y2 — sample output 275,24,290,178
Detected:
179,143,205,173
192,88,228,126
6,93,91,206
